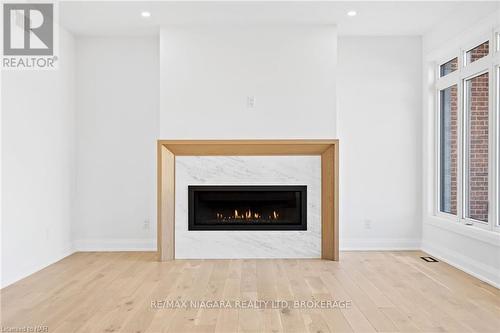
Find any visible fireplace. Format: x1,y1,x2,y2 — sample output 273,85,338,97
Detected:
188,185,307,231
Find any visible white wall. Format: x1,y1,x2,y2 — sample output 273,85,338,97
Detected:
422,223,500,287
1,29,76,288
71,25,337,252
337,36,422,250
73,31,425,254
422,10,500,288
73,37,159,251
422,3,500,55
160,25,337,139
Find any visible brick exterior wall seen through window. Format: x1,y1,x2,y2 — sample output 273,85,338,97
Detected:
440,85,458,215
467,71,489,222
466,41,489,64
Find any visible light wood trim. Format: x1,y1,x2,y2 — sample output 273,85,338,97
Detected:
158,144,175,260
159,139,337,145
157,143,162,259
157,140,339,261
333,141,339,260
158,140,336,156
321,146,334,260
321,145,339,260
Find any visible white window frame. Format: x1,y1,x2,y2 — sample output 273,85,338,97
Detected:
494,29,500,231
495,64,500,232
434,28,500,233
435,82,460,221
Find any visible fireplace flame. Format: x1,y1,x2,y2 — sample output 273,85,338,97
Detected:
216,209,277,221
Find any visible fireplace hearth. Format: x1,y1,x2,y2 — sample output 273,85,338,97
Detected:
188,185,307,230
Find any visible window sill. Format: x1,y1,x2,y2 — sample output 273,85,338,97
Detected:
425,216,500,247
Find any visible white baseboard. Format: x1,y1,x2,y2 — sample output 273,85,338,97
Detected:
340,238,421,251
73,239,156,252
74,238,420,252
421,241,500,289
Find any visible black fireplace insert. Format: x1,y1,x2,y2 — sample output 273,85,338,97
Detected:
188,185,307,230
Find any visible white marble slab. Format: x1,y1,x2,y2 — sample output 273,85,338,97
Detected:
175,156,321,258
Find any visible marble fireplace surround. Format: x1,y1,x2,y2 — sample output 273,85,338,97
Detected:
157,140,339,261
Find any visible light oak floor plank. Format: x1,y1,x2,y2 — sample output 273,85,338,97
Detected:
1,251,498,333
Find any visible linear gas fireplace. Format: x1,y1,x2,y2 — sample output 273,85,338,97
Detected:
188,185,307,231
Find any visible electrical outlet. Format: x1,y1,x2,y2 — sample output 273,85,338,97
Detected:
143,220,150,231
247,96,256,108
364,219,372,229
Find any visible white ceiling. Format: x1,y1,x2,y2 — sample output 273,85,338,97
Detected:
60,1,499,37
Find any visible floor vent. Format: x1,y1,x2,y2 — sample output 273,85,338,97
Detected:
420,256,439,262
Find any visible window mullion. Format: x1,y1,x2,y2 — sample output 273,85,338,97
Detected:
457,69,465,225
492,65,499,230
488,65,494,230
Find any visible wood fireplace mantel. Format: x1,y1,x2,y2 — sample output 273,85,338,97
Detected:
157,140,339,261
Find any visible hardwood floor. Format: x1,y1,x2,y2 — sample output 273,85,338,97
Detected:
1,251,499,333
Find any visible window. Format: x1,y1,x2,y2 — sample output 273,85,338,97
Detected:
465,41,489,65
464,73,489,222
439,85,458,215
434,31,499,232
497,67,500,228
440,58,458,77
